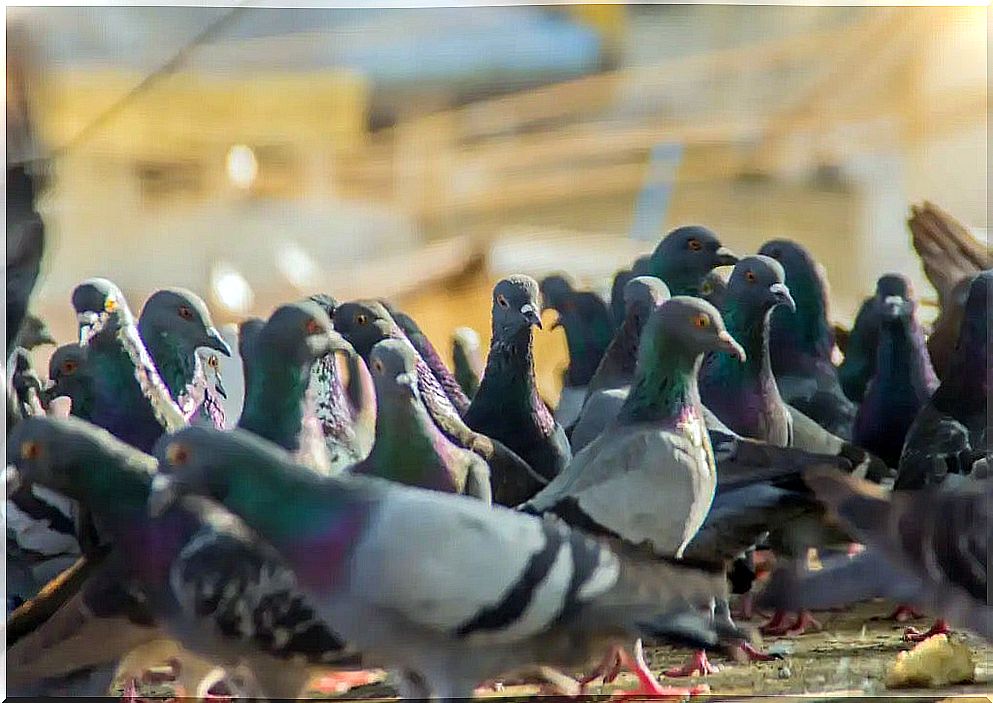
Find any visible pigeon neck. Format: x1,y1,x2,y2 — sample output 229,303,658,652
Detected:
872,318,937,402
239,354,313,452
558,304,612,388
403,328,471,414
71,452,155,531
719,303,775,385
620,338,703,425
311,353,354,443
771,274,833,365
481,326,554,435
138,322,198,401
363,394,459,490
589,309,648,393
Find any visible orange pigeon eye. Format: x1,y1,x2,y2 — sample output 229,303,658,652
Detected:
166,442,190,466
104,298,118,313
496,294,510,308
693,314,710,329
687,238,703,252
745,270,757,283
305,318,322,335
178,305,194,320
356,314,369,326
207,355,219,370
61,360,79,375
20,440,41,461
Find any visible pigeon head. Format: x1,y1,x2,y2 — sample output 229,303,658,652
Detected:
759,239,833,358
631,254,652,276
334,300,396,358
71,277,129,344
727,255,796,318
16,314,56,350
46,343,89,406
699,269,729,309
649,226,739,296
11,348,42,396
6,415,153,501
642,297,746,366
139,288,231,357
491,275,543,339
623,276,670,321
368,338,420,402
539,274,576,312
307,293,339,319
257,301,340,366
758,239,828,304
874,273,913,301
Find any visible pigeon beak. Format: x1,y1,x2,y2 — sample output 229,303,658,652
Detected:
203,327,232,357
715,246,739,266
717,330,747,363
5,465,23,499
521,304,542,330
882,295,905,320
769,283,796,313
394,372,418,396
148,474,178,517
76,312,100,345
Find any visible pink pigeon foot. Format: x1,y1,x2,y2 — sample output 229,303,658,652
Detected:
612,641,710,699
579,647,625,691
903,618,951,642
733,641,781,662
664,650,719,677
762,610,821,637
887,604,925,623
759,610,790,636
121,679,139,703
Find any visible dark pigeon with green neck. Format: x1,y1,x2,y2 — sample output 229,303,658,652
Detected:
648,226,739,297
305,294,375,472
586,275,670,398
71,278,186,453
700,255,796,446
138,288,231,429
350,339,491,502
540,274,613,394
853,285,937,467
839,274,915,403
237,302,341,475
7,416,359,698
466,275,571,482
382,301,471,416
759,240,856,439
335,298,545,505
897,270,991,489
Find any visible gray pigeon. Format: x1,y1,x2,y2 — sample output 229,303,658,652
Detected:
152,424,745,700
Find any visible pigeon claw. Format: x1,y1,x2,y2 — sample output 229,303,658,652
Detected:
903,619,951,642
761,610,821,637
612,641,710,700
664,650,719,677
734,642,781,662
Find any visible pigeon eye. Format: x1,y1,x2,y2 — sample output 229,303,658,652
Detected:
356,314,369,326
20,440,41,461
744,271,757,283
61,360,79,375
693,314,710,329
371,358,384,374
104,298,118,313
207,355,219,370
166,442,190,466
305,319,322,335
497,294,510,309
177,306,194,321
701,281,714,296
687,238,703,252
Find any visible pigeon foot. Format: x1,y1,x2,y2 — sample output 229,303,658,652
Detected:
903,618,951,642
664,650,719,677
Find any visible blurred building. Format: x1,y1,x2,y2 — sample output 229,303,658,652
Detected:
7,5,988,401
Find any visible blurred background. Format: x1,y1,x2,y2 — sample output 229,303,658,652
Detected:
6,3,988,407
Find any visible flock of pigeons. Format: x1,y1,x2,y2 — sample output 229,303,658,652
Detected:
5,160,991,701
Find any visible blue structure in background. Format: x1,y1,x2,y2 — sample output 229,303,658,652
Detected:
630,142,685,241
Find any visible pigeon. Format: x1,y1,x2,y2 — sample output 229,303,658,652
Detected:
465,276,572,482
306,293,376,470
896,270,991,489
8,415,363,698
540,274,614,427
647,226,739,297
757,469,992,644
237,316,266,388
852,286,938,467
383,301,471,416
451,326,484,399
13,313,56,351
699,269,730,311
700,255,797,447
927,273,976,381
759,239,856,439
522,297,745,561
152,424,744,700
138,288,232,428
237,301,344,475
46,343,93,420
838,274,917,403
71,278,187,453
336,298,546,506
350,339,492,503
7,163,45,351
11,347,46,418
585,276,670,399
